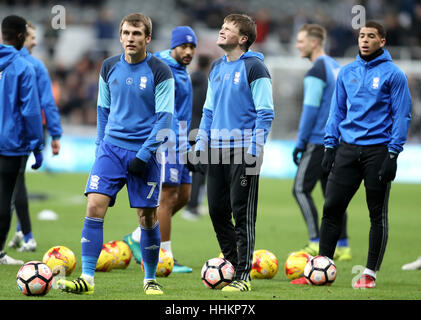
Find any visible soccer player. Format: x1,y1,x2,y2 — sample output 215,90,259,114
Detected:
194,14,274,292
124,26,197,273
56,13,174,295
7,21,62,252
0,15,44,265
291,24,350,261
319,21,411,288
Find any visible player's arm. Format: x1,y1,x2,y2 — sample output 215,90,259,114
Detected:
37,63,62,140
387,69,412,154
19,65,44,153
195,81,214,152
324,69,347,149
136,77,174,163
296,76,326,149
37,62,62,155
96,72,111,150
247,61,274,158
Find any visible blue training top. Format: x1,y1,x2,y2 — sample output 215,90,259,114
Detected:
325,49,412,153
0,44,43,156
20,47,62,140
154,49,192,158
96,53,174,163
295,55,340,149
196,51,274,157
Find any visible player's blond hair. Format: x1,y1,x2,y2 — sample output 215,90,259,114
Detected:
299,24,326,47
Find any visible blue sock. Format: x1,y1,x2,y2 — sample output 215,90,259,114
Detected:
310,237,319,243
23,231,33,242
337,238,348,247
16,223,21,232
140,222,161,280
81,217,104,278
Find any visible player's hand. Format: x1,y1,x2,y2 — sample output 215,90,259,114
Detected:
184,150,196,172
51,139,60,155
321,147,336,174
128,157,147,178
378,152,398,183
292,147,305,166
31,151,43,170
194,150,207,175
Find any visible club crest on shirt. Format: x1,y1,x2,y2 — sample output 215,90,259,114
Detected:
139,76,147,90
372,77,380,89
233,72,240,84
126,77,133,85
89,175,100,190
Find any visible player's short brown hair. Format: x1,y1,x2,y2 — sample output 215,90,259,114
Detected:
119,13,152,37
223,13,256,51
362,20,386,39
298,24,327,46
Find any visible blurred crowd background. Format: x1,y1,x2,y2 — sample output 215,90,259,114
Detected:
1,0,421,142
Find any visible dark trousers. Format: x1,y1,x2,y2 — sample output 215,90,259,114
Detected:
12,170,31,235
207,148,260,281
0,155,28,251
319,142,390,271
293,143,347,240
186,168,206,212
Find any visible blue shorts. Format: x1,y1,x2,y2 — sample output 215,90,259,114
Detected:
162,152,192,186
85,141,163,208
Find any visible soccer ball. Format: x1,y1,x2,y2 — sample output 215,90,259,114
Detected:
304,255,337,286
17,261,53,296
250,249,278,279
108,240,132,269
201,257,235,289
42,245,76,276
96,243,119,272
284,251,312,280
141,248,174,277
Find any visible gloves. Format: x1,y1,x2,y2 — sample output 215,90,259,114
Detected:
194,150,207,175
128,157,147,178
31,152,43,170
321,147,336,174
244,152,261,176
292,147,305,166
184,150,197,172
378,152,398,183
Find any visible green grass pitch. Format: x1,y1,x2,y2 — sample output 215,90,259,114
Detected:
1,172,421,301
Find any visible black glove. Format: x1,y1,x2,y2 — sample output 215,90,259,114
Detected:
292,147,305,166
244,152,262,176
128,157,147,178
194,150,207,175
184,150,196,172
321,147,336,174
378,152,398,183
